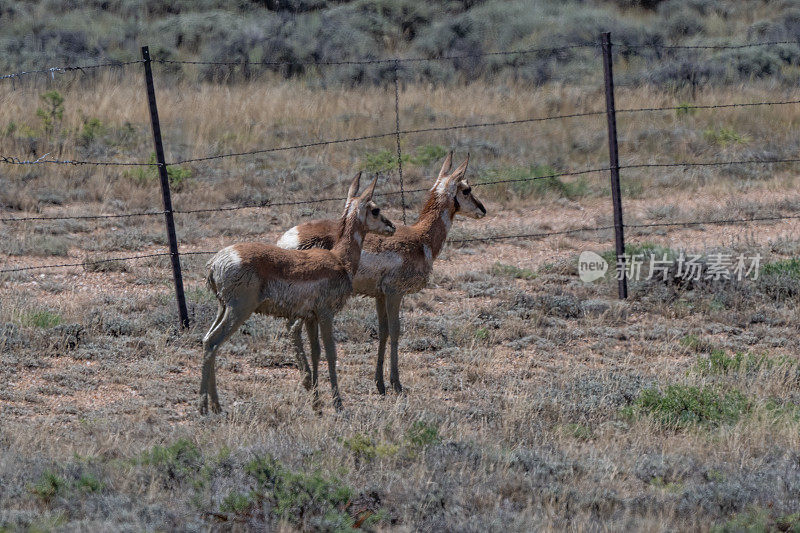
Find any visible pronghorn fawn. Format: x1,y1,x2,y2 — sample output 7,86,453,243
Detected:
278,153,486,395
200,173,395,413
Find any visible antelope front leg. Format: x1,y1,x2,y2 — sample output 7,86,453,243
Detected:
374,295,389,395
288,318,312,390
306,317,322,411
318,313,343,411
386,294,404,394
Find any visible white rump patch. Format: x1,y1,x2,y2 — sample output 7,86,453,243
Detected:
276,226,300,249
219,246,242,266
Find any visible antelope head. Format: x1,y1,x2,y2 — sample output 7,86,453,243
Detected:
343,172,396,237
432,152,487,219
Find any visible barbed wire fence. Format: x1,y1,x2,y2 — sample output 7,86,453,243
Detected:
2,34,800,325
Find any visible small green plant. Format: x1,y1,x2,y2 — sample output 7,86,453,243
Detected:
79,117,104,146
703,126,749,147
484,164,588,200
405,420,441,447
761,258,800,278
126,153,192,191
243,455,355,527
76,473,103,493
712,507,800,533
624,384,751,428
558,423,594,441
220,491,253,514
18,309,63,328
474,327,489,341
139,438,201,479
490,262,537,280
36,90,65,136
676,102,697,117
361,144,448,173
407,144,448,166
31,471,65,502
363,149,402,172
649,476,683,493
342,433,399,462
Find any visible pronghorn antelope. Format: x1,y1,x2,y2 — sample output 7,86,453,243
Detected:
200,173,395,413
278,153,486,395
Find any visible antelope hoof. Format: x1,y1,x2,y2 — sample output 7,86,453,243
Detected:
333,397,344,412
210,399,222,414
391,380,404,394
302,373,313,391
375,379,386,396
198,396,208,415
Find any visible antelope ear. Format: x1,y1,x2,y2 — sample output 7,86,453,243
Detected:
347,172,362,200
360,175,378,202
437,151,454,181
449,153,469,180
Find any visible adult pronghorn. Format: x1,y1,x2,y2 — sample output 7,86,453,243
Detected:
278,153,486,395
200,173,395,413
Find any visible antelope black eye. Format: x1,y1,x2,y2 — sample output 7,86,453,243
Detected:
463,187,471,195
371,208,380,216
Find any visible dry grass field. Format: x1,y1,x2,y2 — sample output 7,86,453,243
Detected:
2,69,800,531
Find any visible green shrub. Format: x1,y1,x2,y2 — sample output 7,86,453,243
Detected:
36,90,64,136
243,455,355,528
484,164,588,200
18,309,63,328
490,262,537,280
761,258,800,278
79,117,104,146
139,438,202,479
220,491,253,514
625,384,751,428
31,471,66,502
405,420,441,447
126,153,192,191
703,126,749,147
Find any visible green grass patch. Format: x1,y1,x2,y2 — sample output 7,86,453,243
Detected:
242,455,357,530
342,433,399,461
649,476,683,493
676,102,697,117
696,349,799,376
18,309,63,328
31,471,66,502
703,126,750,147
361,144,448,172
125,153,192,191
761,258,800,278
490,262,537,280
713,508,800,533
482,164,589,200
624,384,751,428
139,438,202,479
405,420,441,448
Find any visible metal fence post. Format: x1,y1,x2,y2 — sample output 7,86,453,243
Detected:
141,46,190,328
601,32,628,300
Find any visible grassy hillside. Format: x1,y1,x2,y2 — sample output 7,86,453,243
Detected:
5,0,800,88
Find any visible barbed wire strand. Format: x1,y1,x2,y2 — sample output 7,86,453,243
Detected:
6,154,800,223
615,40,800,51
0,60,144,82
7,212,800,273
3,98,799,170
